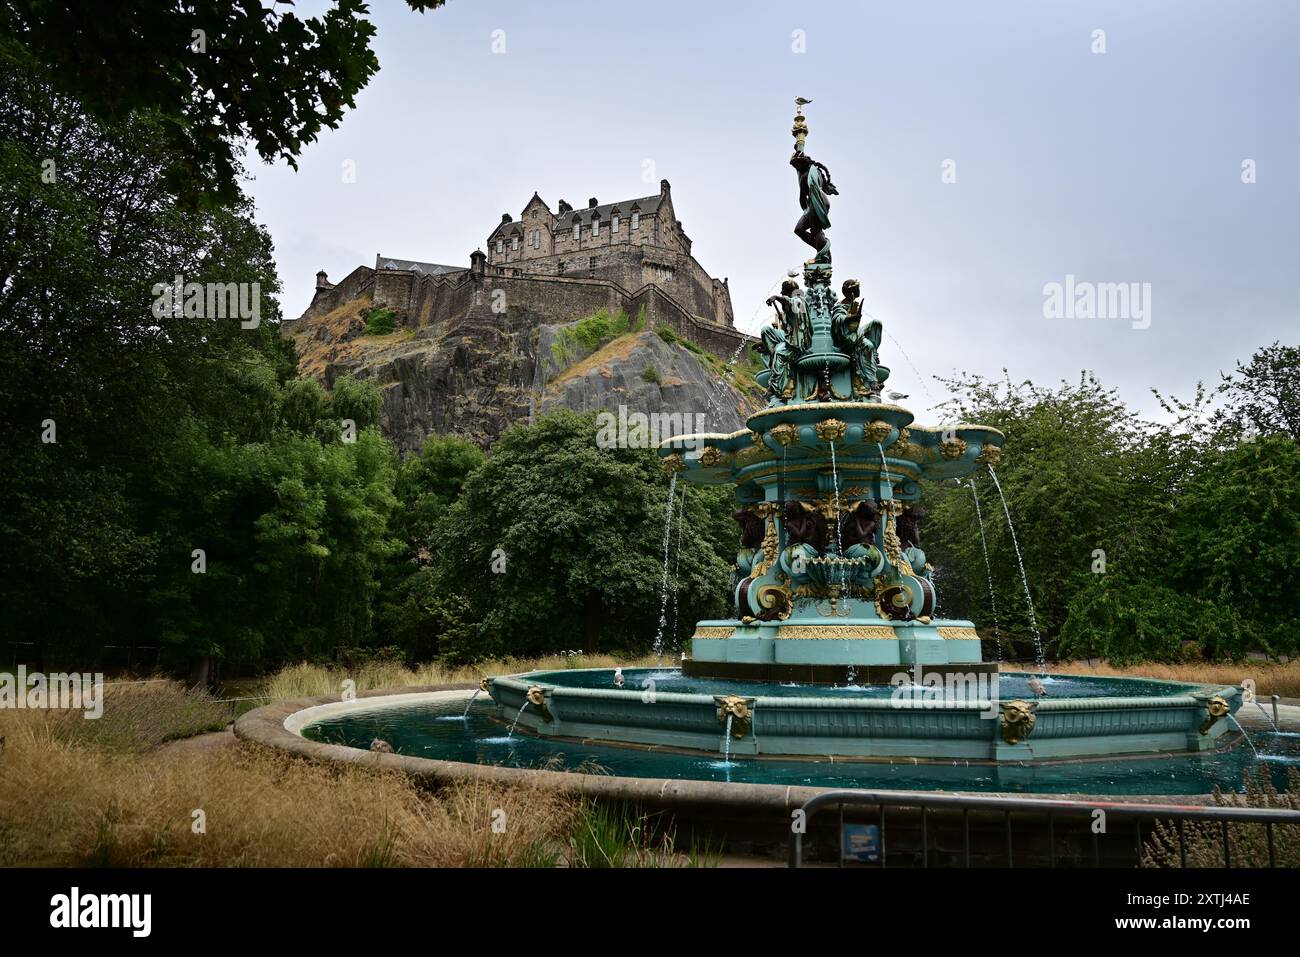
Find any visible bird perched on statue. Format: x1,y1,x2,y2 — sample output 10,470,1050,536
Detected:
614,668,625,689
1027,677,1048,698
795,97,813,108
370,737,394,753
887,391,909,401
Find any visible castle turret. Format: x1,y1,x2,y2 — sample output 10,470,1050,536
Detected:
470,248,486,277
315,269,332,290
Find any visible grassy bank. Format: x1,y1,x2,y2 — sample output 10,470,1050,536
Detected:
1025,659,1300,698
261,653,665,702
0,675,710,868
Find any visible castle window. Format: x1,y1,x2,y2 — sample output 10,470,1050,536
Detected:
530,230,538,248
496,239,503,255
558,260,565,274
612,214,620,233
592,217,600,238
631,211,640,230
589,257,597,269
511,236,518,251
573,221,581,241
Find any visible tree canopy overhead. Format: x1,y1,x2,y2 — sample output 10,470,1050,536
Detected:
0,0,448,205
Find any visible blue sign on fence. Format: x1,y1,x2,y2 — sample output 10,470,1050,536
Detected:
841,824,880,862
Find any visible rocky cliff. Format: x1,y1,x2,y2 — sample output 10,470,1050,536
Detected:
285,295,762,454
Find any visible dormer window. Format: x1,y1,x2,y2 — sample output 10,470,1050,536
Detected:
631,211,640,230
592,216,600,239
511,236,518,251
612,214,620,233
573,221,581,241
496,239,503,255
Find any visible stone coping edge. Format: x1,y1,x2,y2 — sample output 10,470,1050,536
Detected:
233,683,1232,811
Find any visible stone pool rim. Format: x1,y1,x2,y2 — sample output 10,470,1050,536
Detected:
233,682,1251,809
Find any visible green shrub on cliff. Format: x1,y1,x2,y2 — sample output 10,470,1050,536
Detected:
550,307,648,368
363,306,397,336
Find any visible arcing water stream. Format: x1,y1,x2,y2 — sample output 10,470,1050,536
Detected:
986,465,1045,672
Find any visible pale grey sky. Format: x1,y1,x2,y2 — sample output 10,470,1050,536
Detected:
246,0,1300,421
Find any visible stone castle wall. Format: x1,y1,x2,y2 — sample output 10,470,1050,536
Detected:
293,259,751,361
484,247,732,329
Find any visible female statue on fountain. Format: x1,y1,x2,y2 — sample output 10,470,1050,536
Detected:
791,151,838,265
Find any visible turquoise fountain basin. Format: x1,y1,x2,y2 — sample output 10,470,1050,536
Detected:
481,668,1245,762
298,680,1298,797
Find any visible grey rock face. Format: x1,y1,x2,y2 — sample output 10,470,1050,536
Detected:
321,310,755,455
538,331,748,437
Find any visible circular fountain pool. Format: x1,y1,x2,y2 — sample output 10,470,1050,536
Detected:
297,671,1299,797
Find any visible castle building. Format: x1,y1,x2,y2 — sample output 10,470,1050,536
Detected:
484,179,734,329
297,179,745,359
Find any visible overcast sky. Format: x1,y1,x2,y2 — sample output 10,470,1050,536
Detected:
246,0,1299,421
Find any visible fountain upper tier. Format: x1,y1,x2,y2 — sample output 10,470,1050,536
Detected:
659,401,1005,490
656,399,1006,683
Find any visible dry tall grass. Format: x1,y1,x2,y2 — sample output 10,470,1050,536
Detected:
1142,769,1300,868
0,678,701,868
263,653,665,702
1021,659,1300,698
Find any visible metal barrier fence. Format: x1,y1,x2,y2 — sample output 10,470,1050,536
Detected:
788,789,1300,868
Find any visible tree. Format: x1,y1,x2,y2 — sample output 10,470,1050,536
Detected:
0,0,448,205
373,434,485,662
0,38,397,679
924,372,1147,657
1223,341,1300,442
428,411,731,662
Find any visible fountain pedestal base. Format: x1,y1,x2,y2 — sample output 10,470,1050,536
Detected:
686,617,986,684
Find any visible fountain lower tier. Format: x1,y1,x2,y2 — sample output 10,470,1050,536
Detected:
486,669,1244,762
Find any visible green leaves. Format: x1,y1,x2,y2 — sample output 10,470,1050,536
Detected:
0,1,385,206
928,363,1300,663
422,412,730,662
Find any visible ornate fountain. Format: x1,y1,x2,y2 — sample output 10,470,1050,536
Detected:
659,100,1003,685
484,102,1244,764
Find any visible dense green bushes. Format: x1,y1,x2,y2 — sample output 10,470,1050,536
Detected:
925,358,1300,663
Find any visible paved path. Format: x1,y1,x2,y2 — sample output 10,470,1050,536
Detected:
156,725,237,756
